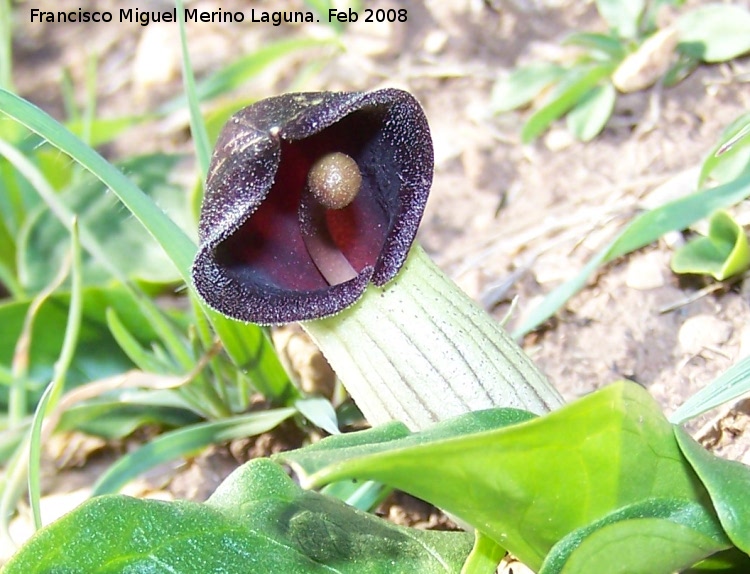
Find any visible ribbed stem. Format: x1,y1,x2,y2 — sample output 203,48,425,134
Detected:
302,246,563,430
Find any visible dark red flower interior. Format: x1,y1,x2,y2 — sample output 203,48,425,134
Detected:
215,105,391,291
192,89,433,324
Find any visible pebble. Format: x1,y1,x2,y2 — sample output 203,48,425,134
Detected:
625,251,665,290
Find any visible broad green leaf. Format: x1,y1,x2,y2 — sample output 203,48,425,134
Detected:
670,354,750,424
4,459,473,573
700,114,750,188
19,154,193,291
566,82,616,141
677,4,750,63
513,172,750,337
671,211,750,280
277,382,706,570
540,498,728,574
490,63,566,114
675,426,750,553
92,408,297,495
563,32,627,60
521,64,614,143
595,0,645,39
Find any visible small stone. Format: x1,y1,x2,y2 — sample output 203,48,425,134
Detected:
625,251,665,290
423,30,449,54
132,24,181,96
544,127,575,151
678,314,733,355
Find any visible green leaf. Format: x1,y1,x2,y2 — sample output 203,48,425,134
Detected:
595,0,645,39
490,63,566,114
670,354,750,424
566,82,616,141
671,211,750,280
277,382,706,571
563,32,627,60
521,64,615,143
686,547,750,572
461,530,505,574
513,172,750,337
540,498,729,574
91,408,297,495
5,459,473,573
700,114,750,188
677,4,750,63
19,154,194,291
675,426,750,554
59,399,199,439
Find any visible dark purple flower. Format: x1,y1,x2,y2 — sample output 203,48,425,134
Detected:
192,89,433,324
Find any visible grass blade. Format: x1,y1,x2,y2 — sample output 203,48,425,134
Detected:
513,172,750,337
28,221,84,529
92,407,296,495
0,89,196,281
175,0,210,179
670,354,750,423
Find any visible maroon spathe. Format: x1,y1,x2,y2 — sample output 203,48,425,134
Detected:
192,89,433,324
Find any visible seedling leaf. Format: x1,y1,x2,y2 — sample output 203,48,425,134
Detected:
566,82,616,141
490,63,566,114
521,64,614,143
671,211,750,280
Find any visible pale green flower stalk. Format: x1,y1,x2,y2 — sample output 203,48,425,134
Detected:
302,246,563,430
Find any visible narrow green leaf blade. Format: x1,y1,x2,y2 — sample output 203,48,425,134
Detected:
91,408,296,495
670,354,750,423
0,89,196,282
563,32,627,60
